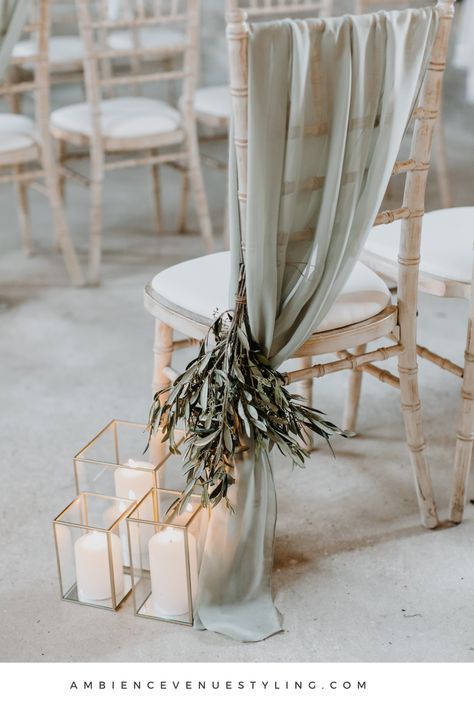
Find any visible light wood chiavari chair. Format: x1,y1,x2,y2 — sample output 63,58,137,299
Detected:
49,0,214,285
12,1,85,106
144,0,455,530
354,206,474,524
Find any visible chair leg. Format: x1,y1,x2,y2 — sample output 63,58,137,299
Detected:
293,356,314,449
13,166,34,256
88,174,104,286
41,135,84,286
177,170,190,234
449,302,474,523
398,350,438,529
152,320,174,401
150,150,163,234
343,344,366,432
149,320,174,470
58,139,67,203
52,139,68,253
186,125,214,251
293,357,313,408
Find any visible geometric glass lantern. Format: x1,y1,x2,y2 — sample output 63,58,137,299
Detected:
53,492,136,610
127,488,208,626
73,420,186,499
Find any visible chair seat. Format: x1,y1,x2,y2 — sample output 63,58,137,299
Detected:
0,113,40,165
194,85,231,127
107,26,185,54
13,36,84,71
50,97,183,149
364,207,474,284
149,251,391,333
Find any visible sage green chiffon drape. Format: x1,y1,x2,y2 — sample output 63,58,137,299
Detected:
195,9,439,643
0,0,31,81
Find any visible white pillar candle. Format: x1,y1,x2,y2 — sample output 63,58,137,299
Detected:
114,458,154,501
114,459,154,519
148,527,198,617
74,531,124,603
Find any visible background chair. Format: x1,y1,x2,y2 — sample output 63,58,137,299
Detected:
50,0,214,285
10,0,85,116
0,0,83,285
144,1,455,530
353,205,474,524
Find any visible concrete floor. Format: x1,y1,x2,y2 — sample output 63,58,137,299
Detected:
1,17,474,663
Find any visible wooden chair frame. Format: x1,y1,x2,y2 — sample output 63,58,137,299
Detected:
50,0,214,285
146,0,455,529
0,0,84,286
358,213,474,526
105,0,188,81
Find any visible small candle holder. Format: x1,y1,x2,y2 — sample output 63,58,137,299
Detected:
127,488,208,626
53,492,136,610
73,420,186,499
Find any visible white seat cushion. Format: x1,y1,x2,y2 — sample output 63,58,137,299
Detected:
0,113,39,155
194,85,231,122
107,27,185,52
364,207,474,284
150,252,391,332
13,36,84,70
50,97,181,141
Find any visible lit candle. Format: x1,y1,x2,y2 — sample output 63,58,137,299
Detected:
148,527,198,617
74,531,124,603
114,459,155,503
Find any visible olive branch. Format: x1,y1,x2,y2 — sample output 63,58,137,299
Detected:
147,268,351,514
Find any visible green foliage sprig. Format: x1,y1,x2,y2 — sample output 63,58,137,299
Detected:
147,270,351,513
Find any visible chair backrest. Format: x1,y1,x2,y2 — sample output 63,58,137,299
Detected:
0,0,50,117
51,0,80,31
226,1,455,333
75,0,199,112
353,0,426,14
227,0,331,17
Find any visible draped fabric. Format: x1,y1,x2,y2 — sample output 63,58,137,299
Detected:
197,9,439,642
0,0,31,81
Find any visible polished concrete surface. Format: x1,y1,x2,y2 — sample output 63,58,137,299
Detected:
1,8,474,663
